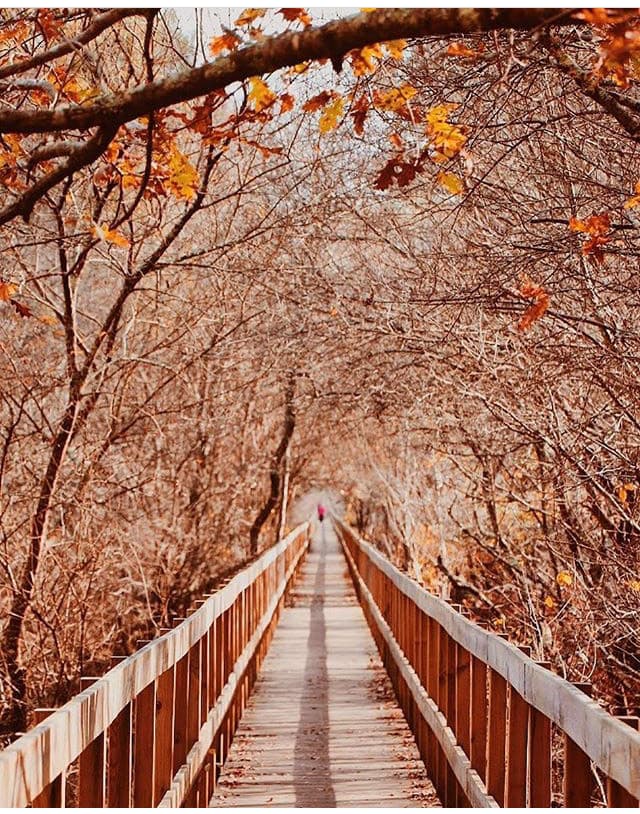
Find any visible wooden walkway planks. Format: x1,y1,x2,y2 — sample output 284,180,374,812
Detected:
211,522,439,808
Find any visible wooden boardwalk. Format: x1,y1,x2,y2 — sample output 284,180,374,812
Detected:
211,523,439,808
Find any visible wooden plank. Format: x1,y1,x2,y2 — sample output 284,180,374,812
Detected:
158,529,309,808
528,660,551,807
335,519,640,801
32,709,63,807
0,522,310,807
154,666,175,804
469,654,487,781
133,680,156,807
340,532,498,808
212,524,438,808
78,676,105,807
173,651,189,773
486,668,507,805
505,685,528,807
107,699,131,807
606,717,639,807
563,683,593,807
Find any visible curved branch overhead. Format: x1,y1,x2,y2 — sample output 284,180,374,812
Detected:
0,8,573,134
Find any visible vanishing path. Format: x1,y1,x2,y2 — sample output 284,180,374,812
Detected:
211,522,439,808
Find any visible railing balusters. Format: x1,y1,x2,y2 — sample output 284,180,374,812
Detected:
606,716,639,807
527,660,552,807
133,679,156,807
563,683,593,807
32,709,64,807
78,676,106,807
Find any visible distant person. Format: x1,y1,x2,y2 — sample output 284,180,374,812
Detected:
317,503,326,522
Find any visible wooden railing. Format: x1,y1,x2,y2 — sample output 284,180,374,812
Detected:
336,519,640,808
0,523,310,808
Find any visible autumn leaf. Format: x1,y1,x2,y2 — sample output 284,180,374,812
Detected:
0,281,18,302
426,103,469,161
349,43,383,76
543,596,555,609
436,171,464,195
351,95,369,135
375,157,419,191
556,570,573,587
166,145,199,200
569,212,611,263
235,8,266,26
279,93,294,114
319,96,344,133
302,91,336,113
374,83,417,112
277,8,311,26
624,180,640,209
617,482,636,503
248,76,277,112
627,579,640,592
447,41,485,58
518,276,550,331
385,39,407,60
389,133,403,149
209,31,240,56
12,301,32,318
93,224,130,248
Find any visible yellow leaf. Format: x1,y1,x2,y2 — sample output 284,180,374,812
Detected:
492,617,506,628
556,570,573,587
374,83,417,112
0,281,17,301
166,146,199,200
319,96,344,133
385,39,407,60
39,313,58,326
436,171,464,195
350,43,383,76
627,579,640,592
235,8,265,26
625,182,640,209
248,76,277,112
544,596,555,609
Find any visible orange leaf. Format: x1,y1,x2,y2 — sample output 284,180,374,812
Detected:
0,281,17,302
279,93,294,114
447,41,484,58
277,8,311,26
349,43,383,76
517,276,550,331
209,31,240,56
303,90,336,112
436,171,464,195
235,8,266,26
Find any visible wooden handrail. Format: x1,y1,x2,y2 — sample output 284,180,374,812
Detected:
0,522,310,807
336,518,640,808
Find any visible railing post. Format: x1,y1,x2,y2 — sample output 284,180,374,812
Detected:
469,654,487,782
563,682,593,807
107,657,132,808
505,685,528,806
154,664,175,804
173,647,190,775
456,639,471,806
133,679,156,807
32,709,64,807
78,676,106,807
527,660,552,807
606,716,639,807
486,666,507,805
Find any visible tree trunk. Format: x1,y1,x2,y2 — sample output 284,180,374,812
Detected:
249,373,296,556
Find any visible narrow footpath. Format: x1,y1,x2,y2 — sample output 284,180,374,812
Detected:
211,521,439,807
